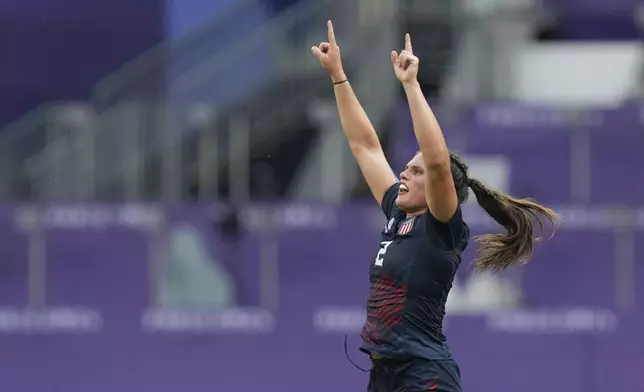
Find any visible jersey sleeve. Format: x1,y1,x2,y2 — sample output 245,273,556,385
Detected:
381,182,401,220
425,206,468,250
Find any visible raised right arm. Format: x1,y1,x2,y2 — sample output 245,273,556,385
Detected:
332,77,397,205
311,21,397,206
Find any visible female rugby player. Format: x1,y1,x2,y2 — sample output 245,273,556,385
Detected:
311,21,558,392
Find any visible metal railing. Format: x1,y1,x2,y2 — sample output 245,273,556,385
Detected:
87,0,373,201
0,103,96,200
0,0,400,201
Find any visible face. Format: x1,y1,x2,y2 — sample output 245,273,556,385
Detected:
395,153,428,214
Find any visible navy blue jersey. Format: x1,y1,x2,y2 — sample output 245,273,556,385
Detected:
360,182,469,360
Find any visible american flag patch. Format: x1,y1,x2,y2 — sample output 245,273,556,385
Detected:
397,217,415,235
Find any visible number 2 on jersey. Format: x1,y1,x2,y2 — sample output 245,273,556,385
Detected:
374,241,393,266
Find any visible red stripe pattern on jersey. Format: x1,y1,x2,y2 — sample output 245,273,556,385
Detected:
362,277,407,344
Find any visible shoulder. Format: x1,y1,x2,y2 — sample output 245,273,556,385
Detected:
421,206,469,251
380,183,403,220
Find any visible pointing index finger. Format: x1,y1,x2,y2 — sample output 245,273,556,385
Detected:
405,33,412,53
328,20,336,44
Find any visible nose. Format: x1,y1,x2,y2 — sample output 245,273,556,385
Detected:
400,170,409,180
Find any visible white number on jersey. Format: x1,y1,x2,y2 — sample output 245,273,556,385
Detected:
374,241,393,266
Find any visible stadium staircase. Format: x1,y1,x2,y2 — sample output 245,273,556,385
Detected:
0,0,459,202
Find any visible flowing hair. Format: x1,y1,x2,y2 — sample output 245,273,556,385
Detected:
448,152,560,272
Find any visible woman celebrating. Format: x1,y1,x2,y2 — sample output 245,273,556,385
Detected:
311,21,558,392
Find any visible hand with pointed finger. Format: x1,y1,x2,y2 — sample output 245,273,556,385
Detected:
391,33,419,86
311,20,346,83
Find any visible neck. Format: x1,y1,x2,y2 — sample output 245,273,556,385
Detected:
405,208,427,218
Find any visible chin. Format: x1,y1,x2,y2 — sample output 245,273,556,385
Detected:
395,195,425,214
395,195,409,209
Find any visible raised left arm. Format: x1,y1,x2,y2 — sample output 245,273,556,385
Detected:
393,34,457,222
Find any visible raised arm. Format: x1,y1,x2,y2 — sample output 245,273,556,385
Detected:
391,34,457,222
311,21,397,205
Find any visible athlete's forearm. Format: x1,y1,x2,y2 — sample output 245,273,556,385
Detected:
332,74,381,150
403,82,449,168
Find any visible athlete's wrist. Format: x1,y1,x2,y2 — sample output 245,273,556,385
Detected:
331,72,347,84
402,80,420,92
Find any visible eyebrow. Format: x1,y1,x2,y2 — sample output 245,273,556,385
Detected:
404,164,424,171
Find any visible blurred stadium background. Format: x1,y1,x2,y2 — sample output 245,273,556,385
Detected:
0,0,642,390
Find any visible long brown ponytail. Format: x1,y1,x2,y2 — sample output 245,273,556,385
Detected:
448,152,559,272
468,178,559,271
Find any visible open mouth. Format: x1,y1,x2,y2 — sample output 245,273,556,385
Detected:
399,184,409,195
